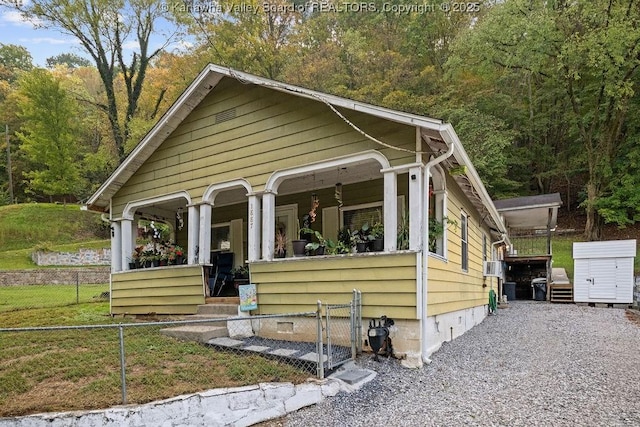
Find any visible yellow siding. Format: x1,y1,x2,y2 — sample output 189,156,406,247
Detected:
111,79,415,216
250,252,417,319
111,265,205,315
426,175,491,316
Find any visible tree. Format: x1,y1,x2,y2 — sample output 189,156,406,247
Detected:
6,0,186,162
449,0,640,240
46,53,92,69
0,43,33,84
190,0,301,80
16,69,81,201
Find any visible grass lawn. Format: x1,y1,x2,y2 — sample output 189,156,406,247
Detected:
0,283,110,313
0,203,110,270
552,234,640,281
0,303,310,417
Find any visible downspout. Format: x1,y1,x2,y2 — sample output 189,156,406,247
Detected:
421,141,455,364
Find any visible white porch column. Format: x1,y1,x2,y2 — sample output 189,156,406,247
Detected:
383,171,397,252
198,203,212,264
409,166,423,251
120,219,133,271
262,191,276,261
187,204,200,264
248,194,261,262
111,221,122,272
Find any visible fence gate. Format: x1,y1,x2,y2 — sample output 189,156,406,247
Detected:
324,289,362,371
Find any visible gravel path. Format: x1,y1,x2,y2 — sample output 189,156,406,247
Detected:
265,302,640,426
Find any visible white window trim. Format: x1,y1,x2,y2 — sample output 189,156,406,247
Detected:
461,210,469,272
339,201,383,227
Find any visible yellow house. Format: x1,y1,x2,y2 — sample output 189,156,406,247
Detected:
84,64,508,367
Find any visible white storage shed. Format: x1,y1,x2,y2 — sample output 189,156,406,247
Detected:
573,239,636,304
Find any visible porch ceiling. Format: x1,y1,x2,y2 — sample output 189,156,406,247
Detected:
494,193,562,230
277,161,382,195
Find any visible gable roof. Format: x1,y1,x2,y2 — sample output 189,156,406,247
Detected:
84,64,507,234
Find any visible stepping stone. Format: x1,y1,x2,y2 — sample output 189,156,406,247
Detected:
299,352,328,362
243,345,270,353
208,337,244,347
333,369,371,385
269,348,299,357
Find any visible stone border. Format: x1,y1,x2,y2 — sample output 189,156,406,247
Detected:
0,365,376,427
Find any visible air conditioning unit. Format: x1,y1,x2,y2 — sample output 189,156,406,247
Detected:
483,261,503,278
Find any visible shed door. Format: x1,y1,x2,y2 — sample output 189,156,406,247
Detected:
587,258,617,299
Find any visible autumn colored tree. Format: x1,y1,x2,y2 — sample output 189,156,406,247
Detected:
6,0,187,162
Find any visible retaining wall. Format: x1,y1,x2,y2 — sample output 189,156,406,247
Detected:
0,377,367,427
634,277,640,309
31,249,111,266
0,267,110,286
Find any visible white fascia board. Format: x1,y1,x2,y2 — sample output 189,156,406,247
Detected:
439,123,507,234
206,64,445,130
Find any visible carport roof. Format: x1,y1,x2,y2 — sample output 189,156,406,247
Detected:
494,193,562,230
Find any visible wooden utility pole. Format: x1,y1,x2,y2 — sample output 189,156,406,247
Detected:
5,124,13,204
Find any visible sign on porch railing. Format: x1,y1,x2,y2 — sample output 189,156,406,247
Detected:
239,284,258,311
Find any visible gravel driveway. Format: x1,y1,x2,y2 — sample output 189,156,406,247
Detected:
266,302,640,426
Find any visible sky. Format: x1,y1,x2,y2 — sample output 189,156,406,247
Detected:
0,8,188,67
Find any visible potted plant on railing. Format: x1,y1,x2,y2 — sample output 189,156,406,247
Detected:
370,222,384,252
129,246,143,269
301,228,329,255
173,245,184,265
352,223,374,253
292,217,311,257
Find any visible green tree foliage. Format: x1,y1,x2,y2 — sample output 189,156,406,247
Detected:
191,0,301,79
449,0,640,239
16,69,81,201
46,53,92,69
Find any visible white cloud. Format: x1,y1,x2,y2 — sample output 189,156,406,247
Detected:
1,11,42,28
168,39,193,52
26,37,80,46
122,40,139,51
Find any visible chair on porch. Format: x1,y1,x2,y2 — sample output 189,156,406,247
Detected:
209,252,234,297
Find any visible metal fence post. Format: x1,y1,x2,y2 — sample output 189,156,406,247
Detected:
356,289,362,355
76,270,80,304
351,290,357,359
118,325,127,404
316,300,324,380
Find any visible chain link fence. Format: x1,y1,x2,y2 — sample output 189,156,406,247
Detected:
0,269,109,312
0,291,362,418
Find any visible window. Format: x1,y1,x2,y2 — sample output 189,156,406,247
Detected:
461,212,468,271
341,202,383,232
482,233,487,261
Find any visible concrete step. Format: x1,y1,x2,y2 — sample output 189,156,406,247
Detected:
160,325,228,343
197,303,239,316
